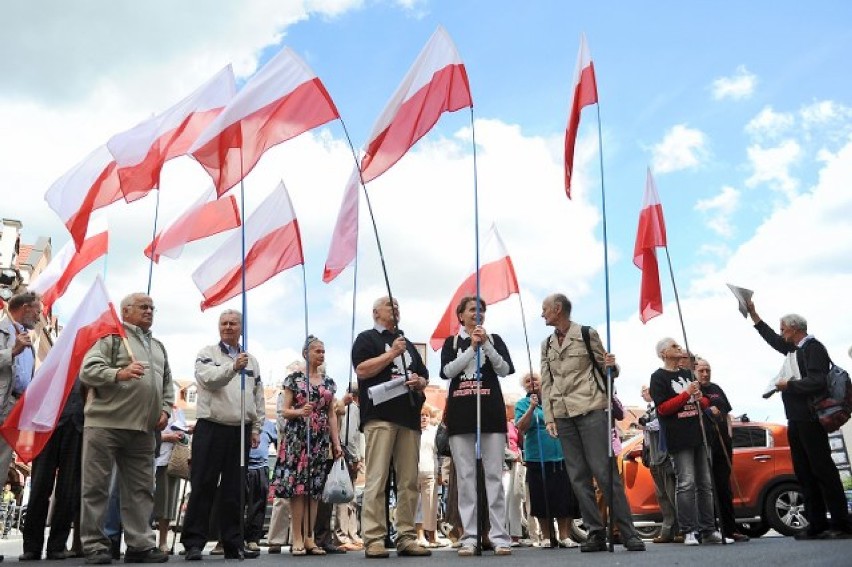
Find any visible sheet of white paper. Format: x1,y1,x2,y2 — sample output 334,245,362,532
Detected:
726,283,754,318
367,376,409,405
764,351,801,398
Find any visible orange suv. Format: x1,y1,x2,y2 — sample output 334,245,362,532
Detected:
619,421,807,538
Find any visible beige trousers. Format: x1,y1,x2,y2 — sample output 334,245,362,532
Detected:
80,427,156,554
361,420,420,548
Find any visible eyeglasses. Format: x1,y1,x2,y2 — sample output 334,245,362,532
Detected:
134,304,156,312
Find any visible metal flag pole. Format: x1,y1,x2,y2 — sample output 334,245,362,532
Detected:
338,120,413,404
594,104,616,553
146,190,162,295
663,245,726,544
469,107,486,556
238,159,248,553
300,261,314,547
518,295,558,549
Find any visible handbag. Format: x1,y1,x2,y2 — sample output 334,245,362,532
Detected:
581,325,625,421
166,441,191,480
322,457,355,504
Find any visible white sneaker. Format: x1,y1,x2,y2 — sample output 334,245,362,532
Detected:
559,538,579,548
684,532,699,546
457,545,476,557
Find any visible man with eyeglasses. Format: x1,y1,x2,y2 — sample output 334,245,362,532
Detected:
79,293,174,564
0,291,42,558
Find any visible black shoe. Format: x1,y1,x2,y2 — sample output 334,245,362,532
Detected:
580,532,607,553
623,536,646,551
183,548,202,561
323,545,346,555
19,552,42,561
86,551,114,565
110,537,122,560
124,548,169,563
47,550,69,560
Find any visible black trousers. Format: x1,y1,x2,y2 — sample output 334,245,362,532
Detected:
787,419,850,534
181,420,250,552
244,467,269,543
22,420,82,554
709,436,736,537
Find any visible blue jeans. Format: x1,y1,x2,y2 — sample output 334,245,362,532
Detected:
671,445,715,534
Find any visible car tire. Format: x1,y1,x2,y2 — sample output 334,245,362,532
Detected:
735,521,770,538
634,525,662,539
763,483,808,536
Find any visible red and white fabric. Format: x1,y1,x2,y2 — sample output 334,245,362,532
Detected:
44,145,122,250
634,168,668,323
0,276,124,462
430,225,520,350
107,65,236,201
322,168,360,283
360,25,472,183
29,217,108,313
145,186,240,262
563,33,598,199
192,182,303,311
190,48,339,196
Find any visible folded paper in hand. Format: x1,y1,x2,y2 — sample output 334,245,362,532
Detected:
726,283,754,318
764,351,801,398
368,376,408,405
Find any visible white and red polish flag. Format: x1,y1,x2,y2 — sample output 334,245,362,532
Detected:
190,48,340,197
429,225,520,350
634,168,668,324
45,145,123,251
322,168,360,283
0,276,124,462
193,182,303,311
563,33,598,199
145,186,241,263
360,25,472,183
29,217,109,313
106,66,236,202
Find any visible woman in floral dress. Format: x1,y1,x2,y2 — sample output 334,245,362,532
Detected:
274,336,342,555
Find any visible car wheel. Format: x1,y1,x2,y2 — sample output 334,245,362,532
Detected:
634,525,662,539
736,521,769,538
764,483,808,536
568,518,589,543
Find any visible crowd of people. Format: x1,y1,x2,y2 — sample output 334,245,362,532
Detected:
0,289,850,564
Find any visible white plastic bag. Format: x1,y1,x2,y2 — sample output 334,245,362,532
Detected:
322,457,354,504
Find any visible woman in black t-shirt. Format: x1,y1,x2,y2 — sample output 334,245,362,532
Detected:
649,338,721,546
440,296,514,556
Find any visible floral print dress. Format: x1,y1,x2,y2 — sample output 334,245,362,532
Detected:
273,371,337,498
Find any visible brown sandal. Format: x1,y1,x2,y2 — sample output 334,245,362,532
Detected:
305,547,326,556
290,547,306,556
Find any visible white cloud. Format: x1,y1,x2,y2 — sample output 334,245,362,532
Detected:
712,65,757,100
651,124,709,173
694,186,740,238
745,106,795,140
745,140,802,198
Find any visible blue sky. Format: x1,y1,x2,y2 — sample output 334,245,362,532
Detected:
2,1,852,423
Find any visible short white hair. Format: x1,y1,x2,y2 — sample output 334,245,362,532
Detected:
655,337,677,359
780,313,807,333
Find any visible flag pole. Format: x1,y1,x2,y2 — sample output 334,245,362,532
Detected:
238,158,247,553
146,190,162,295
517,295,558,549
594,104,615,553
662,245,725,543
300,261,313,547
468,107,485,556
337,120,413,403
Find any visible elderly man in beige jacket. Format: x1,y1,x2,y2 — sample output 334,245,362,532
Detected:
181,309,265,561
80,292,173,565
539,293,644,553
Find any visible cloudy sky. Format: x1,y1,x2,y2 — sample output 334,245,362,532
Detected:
3,1,851,423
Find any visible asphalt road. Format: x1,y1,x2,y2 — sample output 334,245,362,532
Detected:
1,534,851,567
